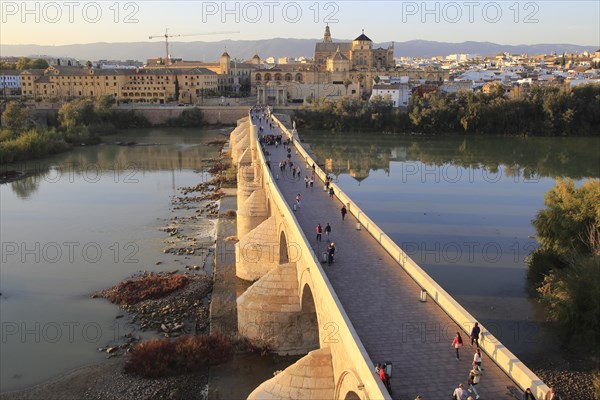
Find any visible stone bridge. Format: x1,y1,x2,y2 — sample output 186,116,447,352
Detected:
228,111,549,400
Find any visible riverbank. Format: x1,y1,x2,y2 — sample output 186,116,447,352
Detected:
0,358,208,400
0,140,230,399
528,354,597,400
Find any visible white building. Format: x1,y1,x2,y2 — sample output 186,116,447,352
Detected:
566,78,600,87
440,80,474,93
0,70,20,94
370,83,411,107
277,57,298,64
446,53,478,62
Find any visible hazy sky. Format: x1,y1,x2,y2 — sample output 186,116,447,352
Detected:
1,1,599,46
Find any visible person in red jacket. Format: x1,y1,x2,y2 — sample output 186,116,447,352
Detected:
316,223,322,242
451,331,464,360
378,363,391,394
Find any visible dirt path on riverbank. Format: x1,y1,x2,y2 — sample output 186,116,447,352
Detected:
0,358,208,400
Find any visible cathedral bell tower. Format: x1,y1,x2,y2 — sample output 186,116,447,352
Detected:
323,23,332,43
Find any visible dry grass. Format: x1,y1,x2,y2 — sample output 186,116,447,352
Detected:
124,333,233,377
225,209,236,218
103,275,189,305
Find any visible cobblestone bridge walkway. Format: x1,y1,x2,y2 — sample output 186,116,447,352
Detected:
251,114,520,400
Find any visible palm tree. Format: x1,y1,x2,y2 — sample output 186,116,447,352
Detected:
356,73,365,98
343,79,352,96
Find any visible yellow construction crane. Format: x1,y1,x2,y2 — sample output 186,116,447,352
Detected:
148,28,240,65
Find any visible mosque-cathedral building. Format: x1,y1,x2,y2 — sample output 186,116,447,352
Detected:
253,25,448,105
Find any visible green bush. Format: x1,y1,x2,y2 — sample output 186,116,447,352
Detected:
526,248,567,289
537,255,600,345
167,108,204,127
529,178,600,348
0,129,70,164
0,129,13,142
105,110,151,129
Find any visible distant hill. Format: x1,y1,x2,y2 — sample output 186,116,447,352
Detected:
1,39,596,62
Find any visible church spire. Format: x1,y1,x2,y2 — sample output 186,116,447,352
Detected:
323,23,332,43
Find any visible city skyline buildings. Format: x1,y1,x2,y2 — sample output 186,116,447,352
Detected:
1,1,598,47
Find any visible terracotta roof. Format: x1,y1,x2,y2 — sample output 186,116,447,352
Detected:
20,69,46,75
331,47,349,61
315,42,351,53
49,66,90,75
93,69,136,76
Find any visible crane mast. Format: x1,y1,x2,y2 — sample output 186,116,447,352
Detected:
148,29,240,66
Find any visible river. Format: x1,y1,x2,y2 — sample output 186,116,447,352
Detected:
0,127,226,392
298,131,600,363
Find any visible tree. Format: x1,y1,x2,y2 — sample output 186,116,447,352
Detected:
67,60,72,66
2,101,31,136
16,57,32,70
30,59,49,69
528,178,600,346
57,59,61,66
532,178,600,257
0,62,16,70
343,79,352,96
58,99,96,130
356,73,365,98
537,253,600,345
95,95,115,114
16,58,48,70
86,60,93,69
174,76,180,102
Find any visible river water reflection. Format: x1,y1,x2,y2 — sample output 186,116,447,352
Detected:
300,132,600,361
0,128,225,392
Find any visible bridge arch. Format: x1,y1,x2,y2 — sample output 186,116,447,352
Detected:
344,391,361,400
299,283,319,351
335,370,368,400
279,230,289,264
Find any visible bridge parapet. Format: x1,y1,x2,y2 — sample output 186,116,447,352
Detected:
234,113,390,400
272,114,550,400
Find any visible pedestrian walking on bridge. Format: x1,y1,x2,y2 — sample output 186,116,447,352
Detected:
470,322,481,348
452,331,464,360
467,366,481,399
327,242,336,264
